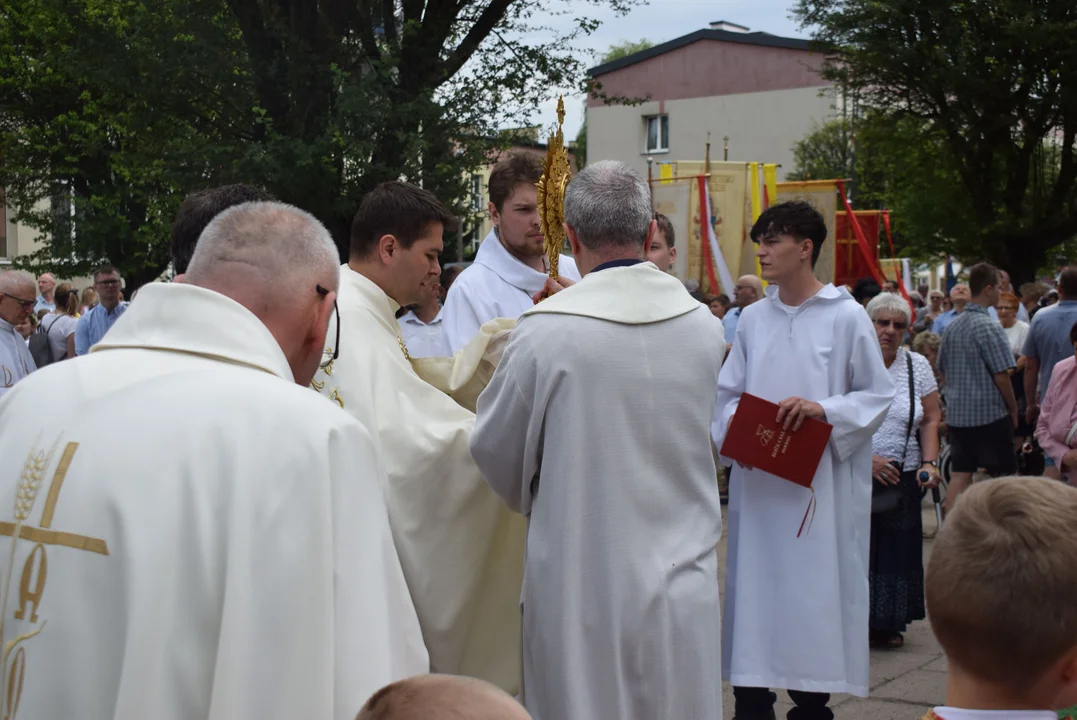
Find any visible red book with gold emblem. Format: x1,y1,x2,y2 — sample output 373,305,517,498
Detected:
720,392,833,488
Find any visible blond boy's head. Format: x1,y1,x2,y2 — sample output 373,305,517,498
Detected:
927,477,1077,705
356,675,531,720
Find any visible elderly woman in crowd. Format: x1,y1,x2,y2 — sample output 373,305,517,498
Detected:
998,291,1032,446
1035,321,1077,483
866,293,942,649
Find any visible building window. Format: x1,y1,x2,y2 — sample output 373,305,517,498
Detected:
470,173,483,211
645,115,669,154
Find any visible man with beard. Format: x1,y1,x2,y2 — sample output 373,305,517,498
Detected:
441,153,581,354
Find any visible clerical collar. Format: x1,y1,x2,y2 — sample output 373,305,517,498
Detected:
590,258,644,274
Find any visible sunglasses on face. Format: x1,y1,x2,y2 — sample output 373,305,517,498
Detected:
873,318,908,331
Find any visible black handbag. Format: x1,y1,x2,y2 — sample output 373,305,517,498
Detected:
872,351,915,514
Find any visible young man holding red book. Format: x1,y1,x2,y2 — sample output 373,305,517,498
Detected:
712,201,896,720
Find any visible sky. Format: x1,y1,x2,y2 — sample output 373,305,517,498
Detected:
532,0,806,138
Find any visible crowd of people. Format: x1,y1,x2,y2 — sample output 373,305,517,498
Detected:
0,153,1075,720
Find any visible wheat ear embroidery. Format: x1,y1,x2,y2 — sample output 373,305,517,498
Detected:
0,437,60,720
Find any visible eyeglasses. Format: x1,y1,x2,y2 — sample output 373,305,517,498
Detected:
873,318,908,331
95,279,121,288
0,293,36,310
316,285,339,369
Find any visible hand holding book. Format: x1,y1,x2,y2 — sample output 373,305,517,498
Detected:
774,397,826,432
720,393,833,488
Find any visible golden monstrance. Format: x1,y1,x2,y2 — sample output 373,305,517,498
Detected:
537,96,572,280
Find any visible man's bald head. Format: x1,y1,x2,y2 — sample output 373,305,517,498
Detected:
356,675,531,720
0,270,38,326
186,201,339,296
734,274,764,308
185,202,340,386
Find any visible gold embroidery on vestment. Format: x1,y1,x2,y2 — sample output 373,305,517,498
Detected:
328,389,344,408
39,443,76,529
310,378,325,392
14,545,46,623
5,644,25,719
398,337,411,361
1,367,11,389
0,439,108,719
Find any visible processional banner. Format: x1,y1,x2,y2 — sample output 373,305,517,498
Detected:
775,180,839,285
650,161,748,295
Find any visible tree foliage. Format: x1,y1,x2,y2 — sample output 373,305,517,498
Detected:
0,0,641,287
794,0,1077,282
601,38,653,64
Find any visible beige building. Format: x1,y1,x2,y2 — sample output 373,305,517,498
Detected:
586,21,837,180
2,193,93,290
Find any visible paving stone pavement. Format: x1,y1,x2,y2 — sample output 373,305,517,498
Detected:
716,499,946,720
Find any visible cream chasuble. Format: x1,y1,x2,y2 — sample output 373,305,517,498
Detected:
0,318,35,398
0,282,427,720
472,262,726,720
312,265,526,693
712,284,895,696
441,228,581,355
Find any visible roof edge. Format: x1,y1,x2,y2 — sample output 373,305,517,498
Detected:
587,28,815,78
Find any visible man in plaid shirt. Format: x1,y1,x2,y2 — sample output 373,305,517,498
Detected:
938,263,1018,513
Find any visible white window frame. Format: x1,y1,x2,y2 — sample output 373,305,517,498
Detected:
644,114,669,154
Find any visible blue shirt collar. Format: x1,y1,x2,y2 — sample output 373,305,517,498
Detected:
590,258,644,274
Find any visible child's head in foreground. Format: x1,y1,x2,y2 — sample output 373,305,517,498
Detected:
356,674,531,720
926,476,1077,710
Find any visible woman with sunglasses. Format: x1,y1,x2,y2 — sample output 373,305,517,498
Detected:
865,292,942,649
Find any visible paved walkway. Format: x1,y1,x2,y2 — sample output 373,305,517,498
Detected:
717,500,946,720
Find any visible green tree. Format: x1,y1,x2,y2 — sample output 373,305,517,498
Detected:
794,0,1077,282
0,0,642,287
601,38,653,64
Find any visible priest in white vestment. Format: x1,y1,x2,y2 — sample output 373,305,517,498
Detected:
441,153,580,355
0,203,427,720
0,270,38,397
712,201,895,720
471,161,725,720
312,181,526,694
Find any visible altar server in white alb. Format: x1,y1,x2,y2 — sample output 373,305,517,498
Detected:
712,201,895,720
311,181,526,694
0,270,37,397
0,202,427,720
472,161,726,720
440,152,581,354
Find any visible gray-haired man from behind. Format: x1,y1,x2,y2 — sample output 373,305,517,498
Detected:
471,160,725,720
0,202,426,719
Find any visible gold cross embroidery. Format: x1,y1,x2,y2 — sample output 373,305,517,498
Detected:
398,336,411,361
0,439,108,719
0,443,108,555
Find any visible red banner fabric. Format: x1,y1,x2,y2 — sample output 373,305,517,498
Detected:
835,181,884,288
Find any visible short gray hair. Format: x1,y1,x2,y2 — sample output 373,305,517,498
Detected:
187,202,339,291
0,270,36,295
865,291,912,325
564,160,652,250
